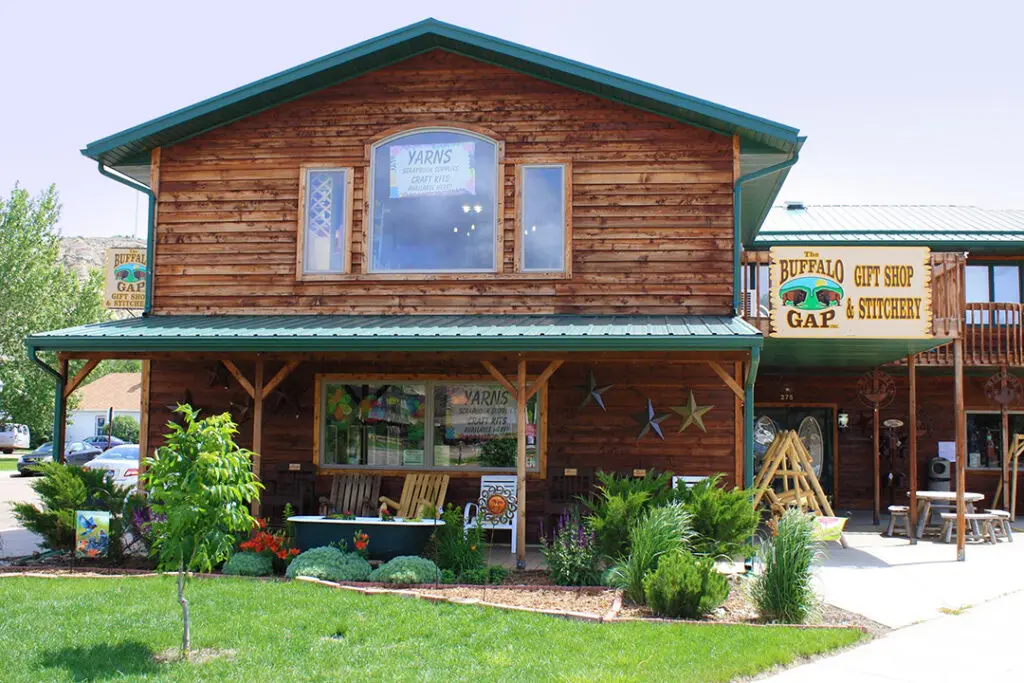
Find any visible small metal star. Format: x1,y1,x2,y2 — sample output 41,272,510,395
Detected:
671,391,714,433
576,370,614,411
633,398,670,441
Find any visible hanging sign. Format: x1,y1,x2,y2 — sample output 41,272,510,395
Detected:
443,385,515,439
103,248,147,310
75,510,111,558
389,142,476,198
769,246,932,338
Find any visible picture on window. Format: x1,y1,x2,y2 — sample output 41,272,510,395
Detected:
318,379,540,471
369,129,499,272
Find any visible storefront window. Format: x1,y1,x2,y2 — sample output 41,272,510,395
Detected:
966,412,1024,469
368,129,499,273
319,379,541,471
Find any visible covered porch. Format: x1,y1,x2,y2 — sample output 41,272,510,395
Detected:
26,314,763,566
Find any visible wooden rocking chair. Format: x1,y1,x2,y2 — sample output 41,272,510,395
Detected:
318,473,381,517
379,472,449,519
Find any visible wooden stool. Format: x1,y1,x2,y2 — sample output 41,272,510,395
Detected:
940,512,999,544
885,505,912,538
986,509,1013,542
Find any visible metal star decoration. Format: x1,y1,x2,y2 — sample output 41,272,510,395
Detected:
671,391,714,433
576,370,614,411
633,398,670,440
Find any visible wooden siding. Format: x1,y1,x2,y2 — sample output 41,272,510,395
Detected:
145,355,739,539
755,370,1024,510
153,50,735,315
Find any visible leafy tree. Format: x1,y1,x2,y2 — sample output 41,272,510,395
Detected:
142,405,262,658
108,415,140,443
0,184,108,446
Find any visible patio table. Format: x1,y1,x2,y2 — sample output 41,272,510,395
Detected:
911,491,984,538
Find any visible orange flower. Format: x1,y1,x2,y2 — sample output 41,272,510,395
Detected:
289,548,300,556
355,540,368,551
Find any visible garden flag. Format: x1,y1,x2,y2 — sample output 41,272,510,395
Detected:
75,510,111,558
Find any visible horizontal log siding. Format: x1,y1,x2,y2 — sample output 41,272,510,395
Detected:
153,50,735,315
146,355,738,539
755,370,1024,510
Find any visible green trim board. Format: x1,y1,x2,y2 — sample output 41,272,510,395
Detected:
25,314,762,354
759,337,953,368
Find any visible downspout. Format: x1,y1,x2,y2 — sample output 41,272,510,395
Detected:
733,151,800,316
97,162,155,316
27,344,65,462
743,345,761,489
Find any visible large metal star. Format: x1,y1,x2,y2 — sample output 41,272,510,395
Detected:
633,399,670,440
576,370,614,411
671,391,714,433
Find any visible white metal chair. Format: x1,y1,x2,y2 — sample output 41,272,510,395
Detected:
464,474,519,554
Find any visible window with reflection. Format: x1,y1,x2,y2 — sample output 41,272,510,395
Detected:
520,164,567,272
368,129,499,272
300,168,350,275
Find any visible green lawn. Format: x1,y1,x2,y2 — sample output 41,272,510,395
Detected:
0,576,861,682
0,458,17,471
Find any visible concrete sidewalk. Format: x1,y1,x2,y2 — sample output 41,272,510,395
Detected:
764,589,1024,681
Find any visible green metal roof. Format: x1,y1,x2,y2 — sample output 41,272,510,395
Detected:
82,19,801,238
752,204,1024,250
25,314,762,353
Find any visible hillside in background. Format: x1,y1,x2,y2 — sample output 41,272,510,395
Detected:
59,236,145,280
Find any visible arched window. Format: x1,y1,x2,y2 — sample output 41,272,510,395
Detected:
368,128,499,273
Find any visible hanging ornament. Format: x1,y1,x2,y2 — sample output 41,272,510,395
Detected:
856,370,895,410
576,370,614,411
633,398,670,441
671,391,714,433
985,368,1022,406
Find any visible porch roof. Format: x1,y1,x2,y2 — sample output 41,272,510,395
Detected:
25,314,762,354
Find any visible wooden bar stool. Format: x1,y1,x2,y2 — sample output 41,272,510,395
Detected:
885,505,912,538
986,509,1013,542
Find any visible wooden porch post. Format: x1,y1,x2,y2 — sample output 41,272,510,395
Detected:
954,338,966,560
872,368,881,526
908,354,918,543
137,360,152,494
1001,365,1010,512
54,355,69,464
516,360,528,569
252,359,265,517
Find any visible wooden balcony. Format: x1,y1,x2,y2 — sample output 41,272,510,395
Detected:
741,251,966,341
916,303,1024,367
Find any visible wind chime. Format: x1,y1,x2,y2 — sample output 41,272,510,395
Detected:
985,368,1021,510
857,369,896,525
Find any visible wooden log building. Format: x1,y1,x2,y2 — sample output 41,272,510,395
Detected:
26,20,1024,562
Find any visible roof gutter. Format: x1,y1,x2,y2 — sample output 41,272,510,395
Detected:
733,151,800,315
26,344,65,462
97,163,155,315
743,345,761,489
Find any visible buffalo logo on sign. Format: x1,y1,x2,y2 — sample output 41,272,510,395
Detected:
769,246,932,338
104,248,147,310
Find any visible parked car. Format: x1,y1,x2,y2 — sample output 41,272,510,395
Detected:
83,444,140,488
0,423,31,453
16,443,54,475
64,442,104,468
82,434,126,451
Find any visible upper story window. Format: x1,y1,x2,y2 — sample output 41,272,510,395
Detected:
368,128,499,273
519,164,569,273
298,167,352,276
966,263,1022,324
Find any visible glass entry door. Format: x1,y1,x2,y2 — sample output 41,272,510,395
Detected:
753,406,835,497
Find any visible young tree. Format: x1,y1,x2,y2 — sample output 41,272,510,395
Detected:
0,184,108,444
142,405,263,658
108,414,140,443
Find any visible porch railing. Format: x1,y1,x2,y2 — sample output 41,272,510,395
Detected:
916,303,1024,367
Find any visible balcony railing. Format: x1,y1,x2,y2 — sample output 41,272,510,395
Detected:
917,303,1024,366
741,251,966,340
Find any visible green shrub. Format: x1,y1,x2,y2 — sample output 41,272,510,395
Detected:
751,509,821,624
487,565,509,584
109,415,140,444
12,461,130,558
428,504,485,575
440,568,457,584
674,474,760,558
586,470,674,560
606,504,694,604
222,551,274,577
541,507,602,586
286,546,372,582
456,567,489,585
478,438,516,467
370,556,440,584
643,551,729,619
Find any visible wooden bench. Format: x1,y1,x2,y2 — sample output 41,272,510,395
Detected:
885,505,912,538
985,509,1014,542
939,512,999,545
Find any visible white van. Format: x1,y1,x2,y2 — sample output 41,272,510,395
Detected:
0,423,31,453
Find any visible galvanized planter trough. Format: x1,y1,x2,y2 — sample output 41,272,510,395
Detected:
288,516,444,560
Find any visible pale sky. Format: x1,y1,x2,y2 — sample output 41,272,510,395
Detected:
1,0,1021,238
